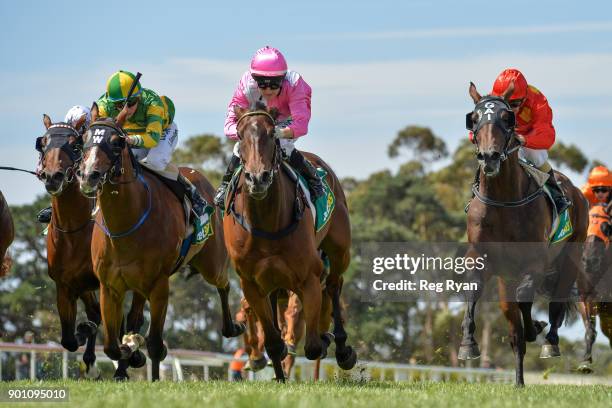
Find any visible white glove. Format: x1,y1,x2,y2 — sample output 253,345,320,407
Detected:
274,126,293,139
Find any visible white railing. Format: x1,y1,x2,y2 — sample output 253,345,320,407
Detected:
1,342,609,385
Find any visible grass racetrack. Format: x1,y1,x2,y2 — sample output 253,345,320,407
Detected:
1,380,611,408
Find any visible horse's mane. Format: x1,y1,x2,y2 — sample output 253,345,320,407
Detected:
251,101,267,112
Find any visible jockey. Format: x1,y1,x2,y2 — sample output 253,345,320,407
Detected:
96,71,208,222
581,165,612,207
490,68,571,214
213,46,323,208
37,105,92,223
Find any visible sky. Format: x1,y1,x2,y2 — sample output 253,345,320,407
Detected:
1,1,611,342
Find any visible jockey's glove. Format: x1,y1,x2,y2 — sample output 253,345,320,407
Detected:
601,221,612,238
274,126,293,139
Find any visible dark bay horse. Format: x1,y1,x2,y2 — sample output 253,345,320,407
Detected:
577,203,612,372
37,114,146,379
459,82,588,386
77,105,244,381
223,105,356,381
0,190,13,278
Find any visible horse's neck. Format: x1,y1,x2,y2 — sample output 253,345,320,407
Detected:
479,153,529,202
98,149,146,230
51,180,91,229
244,172,289,232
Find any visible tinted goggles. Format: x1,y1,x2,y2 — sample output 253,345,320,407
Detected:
252,75,284,90
114,97,139,110
593,187,610,194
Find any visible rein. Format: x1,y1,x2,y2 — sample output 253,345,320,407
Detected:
229,110,305,240
94,173,152,239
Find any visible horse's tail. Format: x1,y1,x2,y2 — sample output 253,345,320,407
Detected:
0,254,12,278
563,298,578,326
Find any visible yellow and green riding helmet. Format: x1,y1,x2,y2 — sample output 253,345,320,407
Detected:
106,70,142,102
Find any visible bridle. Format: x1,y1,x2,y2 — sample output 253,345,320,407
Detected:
466,95,520,162
82,120,151,239
229,110,305,240
36,123,84,185
466,95,544,208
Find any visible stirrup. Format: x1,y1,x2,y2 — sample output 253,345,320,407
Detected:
214,182,229,207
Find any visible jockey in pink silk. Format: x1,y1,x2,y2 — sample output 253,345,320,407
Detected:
214,46,323,208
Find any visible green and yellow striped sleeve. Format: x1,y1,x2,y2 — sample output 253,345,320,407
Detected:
125,104,164,148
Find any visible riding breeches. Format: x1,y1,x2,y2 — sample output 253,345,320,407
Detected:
132,122,179,171
519,147,550,171
232,138,296,159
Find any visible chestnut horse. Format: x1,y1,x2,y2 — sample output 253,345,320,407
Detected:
0,190,13,278
577,203,612,373
37,114,146,380
223,105,356,381
459,83,588,386
77,105,244,381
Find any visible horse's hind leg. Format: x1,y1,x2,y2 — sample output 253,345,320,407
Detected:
146,278,169,382
78,291,101,378
283,292,304,377
599,303,612,348
577,301,597,373
241,279,287,381
327,277,357,370
124,292,147,370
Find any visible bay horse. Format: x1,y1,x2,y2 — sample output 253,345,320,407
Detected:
223,104,356,381
577,202,612,372
77,104,244,381
0,189,13,278
37,114,147,380
459,82,588,386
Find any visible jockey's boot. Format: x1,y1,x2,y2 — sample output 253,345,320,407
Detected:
178,174,208,223
288,149,324,201
37,206,52,223
545,169,571,214
214,155,241,209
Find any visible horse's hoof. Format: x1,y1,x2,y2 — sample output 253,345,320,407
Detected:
113,374,129,382
577,362,593,374
128,350,147,368
540,344,561,358
336,346,357,370
248,356,267,371
319,333,333,360
84,364,101,380
119,344,133,360
534,320,548,335
77,321,98,337
458,344,481,360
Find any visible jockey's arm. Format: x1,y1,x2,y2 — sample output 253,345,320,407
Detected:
224,78,251,140
125,103,164,149
285,78,312,139
521,99,555,150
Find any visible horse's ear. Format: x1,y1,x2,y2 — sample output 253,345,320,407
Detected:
43,114,52,129
90,102,99,123
502,81,515,101
268,107,279,120
469,82,481,104
234,105,247,119
73,115,86,132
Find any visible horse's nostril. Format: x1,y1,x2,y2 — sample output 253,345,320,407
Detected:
491,152,501,161
261,171,271,183
476,153,484,161
245,172,253,183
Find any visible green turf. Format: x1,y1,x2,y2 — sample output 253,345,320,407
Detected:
0,380,611,408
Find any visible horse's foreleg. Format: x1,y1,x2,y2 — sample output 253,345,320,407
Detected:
146,278,169,382
100,284,126,363
328,279,357,370
298,272,330,362
78,291,101,378
241,279,287,382
458,271,484,360
122,292,147,370
217,284,246,338
577,301,597,373
56,284,79,352
502,301,525,387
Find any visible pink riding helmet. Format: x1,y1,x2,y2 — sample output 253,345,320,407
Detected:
250,46,288,77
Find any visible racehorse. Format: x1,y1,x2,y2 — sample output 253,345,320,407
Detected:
459,82,588,386
77,104,244,381
0,190,13,278
37,114,146,379
223,104,356,381
577,202,612,373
